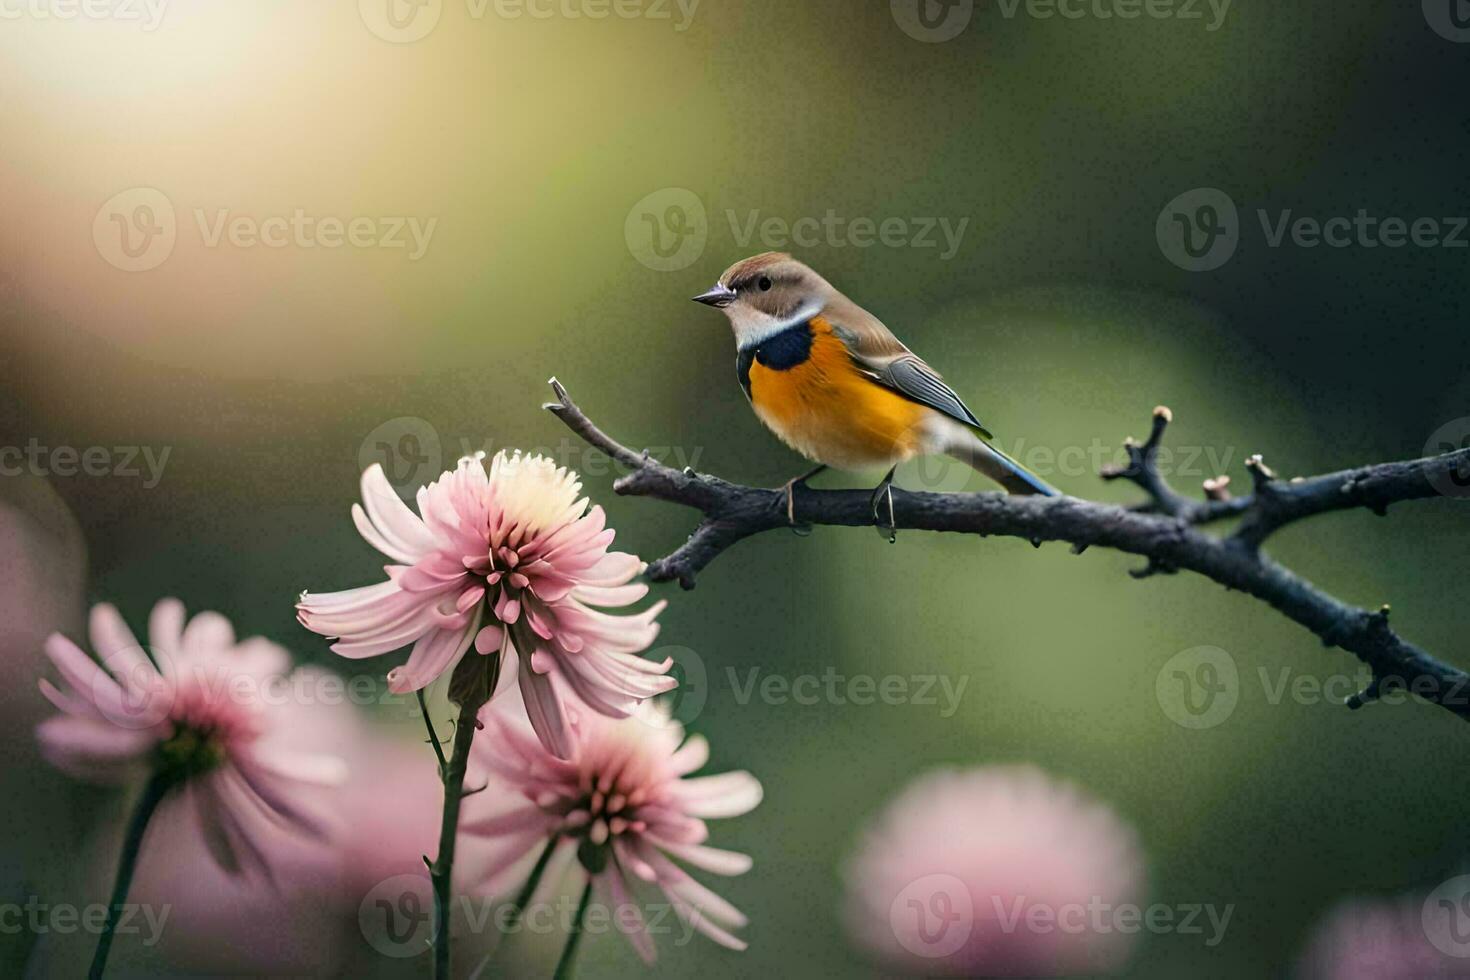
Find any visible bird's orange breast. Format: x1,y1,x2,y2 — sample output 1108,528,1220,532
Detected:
746,316,927,470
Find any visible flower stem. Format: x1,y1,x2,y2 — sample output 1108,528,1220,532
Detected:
493,836,559,937
430,683,491,980
468,835,561,977
89,770,171,980
553,880,595,980
416,688,449,778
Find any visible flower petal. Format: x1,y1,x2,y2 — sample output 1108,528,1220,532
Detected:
517,664,572,760
674,772,764,819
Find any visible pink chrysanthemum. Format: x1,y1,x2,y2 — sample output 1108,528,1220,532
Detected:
297,451,675,758
844,765,1145,977
1295,895,1470,980
461,678,762,962
37,599,346,878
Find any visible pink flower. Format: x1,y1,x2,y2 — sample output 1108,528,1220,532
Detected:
844,765,1145,977
297,451,675,758
103,666,361,976
36,599,347,878
461,678,762,962
1296,895,1470,980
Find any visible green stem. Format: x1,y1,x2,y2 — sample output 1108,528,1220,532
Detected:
503,836,559,933
416,688,449,778
553,880,595,980
430,684,491,980
468,835,561,977
89,770,171,980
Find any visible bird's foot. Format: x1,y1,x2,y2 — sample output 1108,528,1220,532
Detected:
781,465,827,535
870,467,898,543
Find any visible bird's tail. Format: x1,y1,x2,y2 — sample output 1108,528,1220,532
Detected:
945,428,1059,497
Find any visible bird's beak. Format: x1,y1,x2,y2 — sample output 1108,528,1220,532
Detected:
692,283,737,308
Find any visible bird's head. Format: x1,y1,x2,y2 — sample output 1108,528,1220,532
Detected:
692,252,834,348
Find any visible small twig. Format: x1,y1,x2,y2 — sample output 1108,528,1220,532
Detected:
545,381,1470,723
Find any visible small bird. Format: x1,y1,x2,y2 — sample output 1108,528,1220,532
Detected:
693,252,1058,539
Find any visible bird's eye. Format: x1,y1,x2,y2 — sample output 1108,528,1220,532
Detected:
758,276,773,292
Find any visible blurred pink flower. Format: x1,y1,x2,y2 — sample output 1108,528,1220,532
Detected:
37,599,347,878
340,730,443,893
844,765,1145,977
1296,895,1470,980
461,679,762,962
297,451,675,758
109,666,360,976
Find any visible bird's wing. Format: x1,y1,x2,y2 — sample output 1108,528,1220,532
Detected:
823,297,993,439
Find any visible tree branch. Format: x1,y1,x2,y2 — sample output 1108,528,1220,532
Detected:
544,379,1470,722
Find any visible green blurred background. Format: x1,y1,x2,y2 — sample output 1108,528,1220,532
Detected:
2,1,1469,976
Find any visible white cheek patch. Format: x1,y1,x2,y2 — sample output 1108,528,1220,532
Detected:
731,301,822,349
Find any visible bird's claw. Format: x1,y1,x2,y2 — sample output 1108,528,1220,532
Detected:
783,478,817,536
781,466,827,529
783,478,802,525
871,482,897,543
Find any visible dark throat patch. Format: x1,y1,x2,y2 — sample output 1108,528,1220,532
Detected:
736,319,814,400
